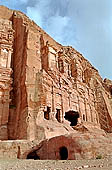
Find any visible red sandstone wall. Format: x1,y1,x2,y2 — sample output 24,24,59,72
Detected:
8,15,28,139
25,29,45,140
0,6,112,141
0,6,13,20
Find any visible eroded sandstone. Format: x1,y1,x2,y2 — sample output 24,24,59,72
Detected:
0,5,112,160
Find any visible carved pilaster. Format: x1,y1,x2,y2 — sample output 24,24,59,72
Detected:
0,19,14,140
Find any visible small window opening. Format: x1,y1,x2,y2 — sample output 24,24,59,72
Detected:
83,114,85,121
44,106,51,120
56,109,61,123
59,146,68,160
27,151,40,160
64,110,79,126
68,64,71,76
55,55,58,68
58,59,64,73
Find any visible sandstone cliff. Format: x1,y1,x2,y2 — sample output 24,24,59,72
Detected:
0,6,112,160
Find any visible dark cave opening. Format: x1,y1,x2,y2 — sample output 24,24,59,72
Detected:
59,146,68,160
64,110,79,126
27,151,40,160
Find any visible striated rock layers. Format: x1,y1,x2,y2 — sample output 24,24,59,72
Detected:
0,6,112,160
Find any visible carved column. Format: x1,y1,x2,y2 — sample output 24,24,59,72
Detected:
0,19,14,140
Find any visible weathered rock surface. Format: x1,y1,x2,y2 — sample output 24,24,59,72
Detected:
0,5,112,160
0,126,112,160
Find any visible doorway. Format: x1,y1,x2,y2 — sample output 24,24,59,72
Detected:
44,106,51,120
56,109,61,123
59,146,68,160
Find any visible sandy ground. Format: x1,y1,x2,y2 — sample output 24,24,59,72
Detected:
0,158,112,170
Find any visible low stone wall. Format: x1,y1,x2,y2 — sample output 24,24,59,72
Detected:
0,129,112,160
0,140,40,159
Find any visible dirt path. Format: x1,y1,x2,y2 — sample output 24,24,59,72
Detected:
0,158,112,170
